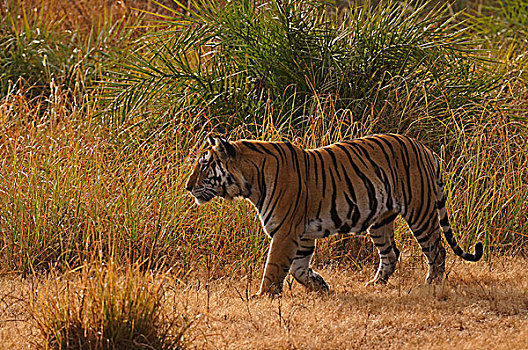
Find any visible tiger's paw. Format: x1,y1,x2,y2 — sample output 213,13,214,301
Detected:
254,282,283,298
306,273,330,293
251,290,281,299
250,291,266,299
365,276,388,288
425,273,446,285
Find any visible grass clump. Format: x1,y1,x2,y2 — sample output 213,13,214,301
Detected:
0,0,137,103
0,2,70,98
30,262,192,349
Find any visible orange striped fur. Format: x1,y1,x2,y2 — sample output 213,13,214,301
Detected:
186,134,483,295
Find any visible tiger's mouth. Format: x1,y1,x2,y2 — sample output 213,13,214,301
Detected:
190,188,216,205
193,196,210,205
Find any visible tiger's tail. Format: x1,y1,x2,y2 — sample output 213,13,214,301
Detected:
435,166,483,262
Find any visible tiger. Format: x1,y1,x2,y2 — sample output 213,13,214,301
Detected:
185,134,483,296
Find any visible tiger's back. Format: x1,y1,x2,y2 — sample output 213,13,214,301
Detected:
301,134,439,238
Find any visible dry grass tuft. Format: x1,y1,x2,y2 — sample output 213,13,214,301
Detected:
26,262,191,349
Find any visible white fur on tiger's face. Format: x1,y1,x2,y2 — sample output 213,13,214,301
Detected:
186,134,483,296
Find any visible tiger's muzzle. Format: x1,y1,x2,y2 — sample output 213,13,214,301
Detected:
186,183,216,205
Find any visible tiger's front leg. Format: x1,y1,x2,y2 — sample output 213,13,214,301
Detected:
256,233,299,296
290,238,330,292
290,238,329,292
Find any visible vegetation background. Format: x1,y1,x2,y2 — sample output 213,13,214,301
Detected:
0,0,527,348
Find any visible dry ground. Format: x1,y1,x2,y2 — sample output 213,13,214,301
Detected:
1,255,528,349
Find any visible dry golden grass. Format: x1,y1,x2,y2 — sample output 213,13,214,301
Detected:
175,256,528,349
1,254,527,349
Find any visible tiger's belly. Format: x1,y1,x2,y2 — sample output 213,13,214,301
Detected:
304,217,364,239
302,196,395,239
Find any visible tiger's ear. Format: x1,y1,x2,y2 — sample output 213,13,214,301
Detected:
208,135,236,158
207,135,217,147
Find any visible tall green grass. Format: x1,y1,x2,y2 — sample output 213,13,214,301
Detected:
444,119,528,256
0,91,269,275
1,0,526,273
103,0,499,134
1,0,527,270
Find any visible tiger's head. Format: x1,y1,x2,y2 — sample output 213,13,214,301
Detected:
186,136,250,205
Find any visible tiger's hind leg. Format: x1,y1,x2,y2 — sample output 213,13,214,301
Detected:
408,213,446,284
290,238,329,292
366,214,400,286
